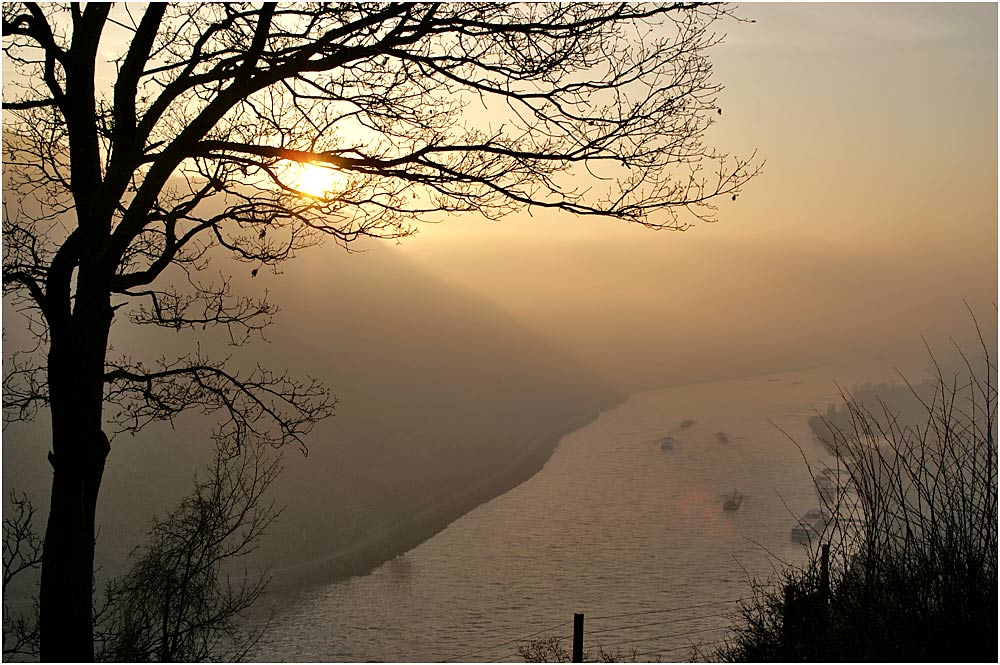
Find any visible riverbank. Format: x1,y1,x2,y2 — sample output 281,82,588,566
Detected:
265,397,624,596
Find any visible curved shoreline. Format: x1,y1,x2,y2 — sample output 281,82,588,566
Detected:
266,398,623,596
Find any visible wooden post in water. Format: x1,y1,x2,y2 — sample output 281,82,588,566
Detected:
820,543,831,600
572,613,584,663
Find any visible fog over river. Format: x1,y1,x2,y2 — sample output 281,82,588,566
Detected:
251,362,898,662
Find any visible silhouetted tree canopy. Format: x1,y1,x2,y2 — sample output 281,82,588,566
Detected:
1,3,758,660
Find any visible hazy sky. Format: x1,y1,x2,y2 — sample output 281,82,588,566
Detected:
385,2,998,388
3,3,996,392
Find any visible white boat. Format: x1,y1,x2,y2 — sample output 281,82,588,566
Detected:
723,491,744,511
791,508,828,544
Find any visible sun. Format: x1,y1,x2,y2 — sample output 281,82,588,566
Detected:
291,163,347,198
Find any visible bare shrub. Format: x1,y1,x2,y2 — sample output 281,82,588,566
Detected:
94,444,280,662
518,635,638,663
721,326,997,661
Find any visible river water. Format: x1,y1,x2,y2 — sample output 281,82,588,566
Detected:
253,364,889,662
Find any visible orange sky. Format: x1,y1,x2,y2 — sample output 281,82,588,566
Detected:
3,3,996,391
386,3,998,388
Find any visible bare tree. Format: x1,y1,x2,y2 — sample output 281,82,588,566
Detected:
94,444,280,663
2,492,43,660
1,3,759,659
2,448,280,663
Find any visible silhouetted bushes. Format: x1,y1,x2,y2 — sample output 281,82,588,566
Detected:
721,335,997,662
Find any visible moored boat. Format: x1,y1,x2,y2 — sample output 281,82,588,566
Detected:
791,508,829,544
815,471,837,501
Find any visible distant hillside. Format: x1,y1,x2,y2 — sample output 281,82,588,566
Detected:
3,242,621,594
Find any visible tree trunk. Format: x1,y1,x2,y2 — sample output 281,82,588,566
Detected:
38,431,109,662
39,281,113,662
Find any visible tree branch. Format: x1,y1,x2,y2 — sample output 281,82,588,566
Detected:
103,353,335,453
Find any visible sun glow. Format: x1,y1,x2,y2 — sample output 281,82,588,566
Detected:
291,163,347,198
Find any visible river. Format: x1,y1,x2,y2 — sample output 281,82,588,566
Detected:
251,363,892,662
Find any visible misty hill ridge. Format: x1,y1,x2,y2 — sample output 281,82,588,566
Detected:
3,242,620,590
